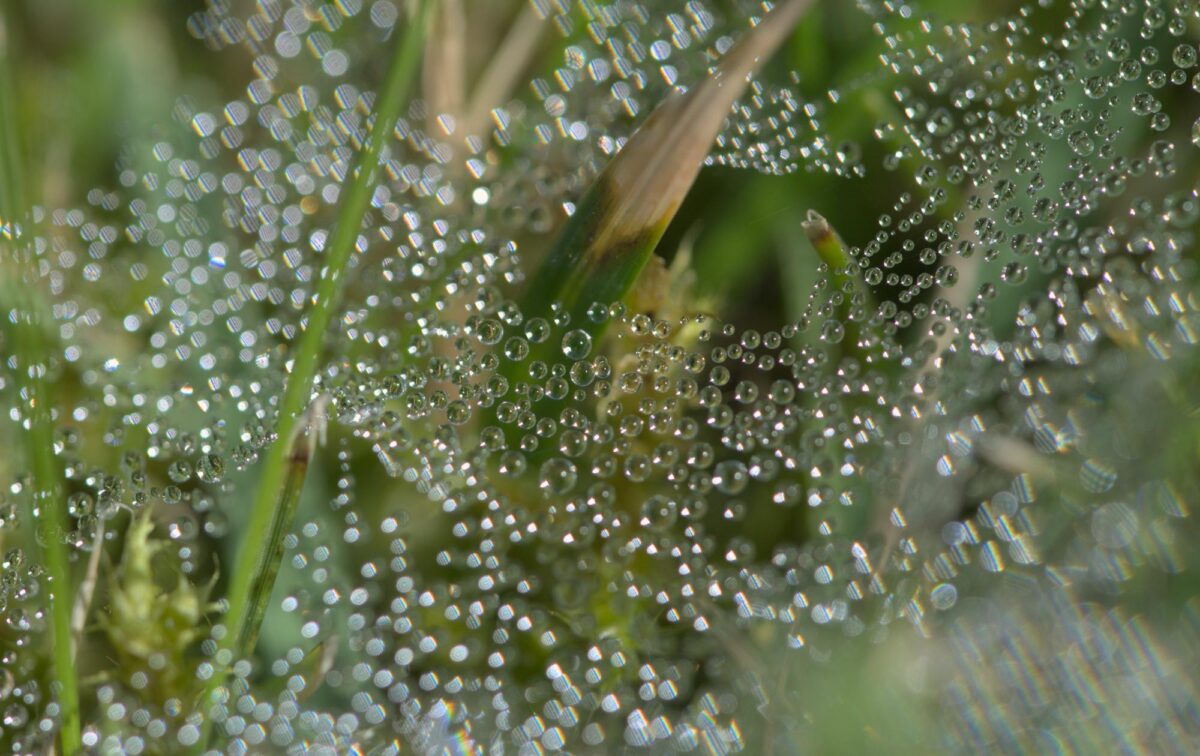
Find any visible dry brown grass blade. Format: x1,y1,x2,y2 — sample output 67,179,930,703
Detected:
423,0,465,133
521,0,813,325
460,2,546,142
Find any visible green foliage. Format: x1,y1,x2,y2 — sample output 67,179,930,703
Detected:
0,17,80,753
102,510,217,699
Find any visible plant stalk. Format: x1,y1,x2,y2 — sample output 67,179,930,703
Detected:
460,2,546,141
234,396,326,653
0,15,81,755
212,0,432,690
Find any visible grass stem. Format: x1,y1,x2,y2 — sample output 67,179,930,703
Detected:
207,0,432,711
234,395,327,653
801,209,854,280
460,3,546,141
71,521,106,658
0,15,81,755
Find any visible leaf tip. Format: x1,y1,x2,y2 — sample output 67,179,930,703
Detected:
802,209,833,246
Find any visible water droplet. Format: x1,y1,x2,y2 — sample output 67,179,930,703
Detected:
1173,43,1197,69
930,583,958,610
819,319,845,344
561,329,592,361
538,457,578,495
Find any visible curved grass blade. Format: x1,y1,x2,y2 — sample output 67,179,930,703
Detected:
198,2,433,740
220,0,432,659
0,16,81,755
519,0,813,329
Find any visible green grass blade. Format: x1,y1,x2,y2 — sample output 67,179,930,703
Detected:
211,0,432,694
801,208,867,320
802,209,873,362
519,0,813,329
801,209,853,276
0,15,81,755
234,398,323,654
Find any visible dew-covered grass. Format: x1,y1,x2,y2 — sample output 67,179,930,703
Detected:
3,0,1200,753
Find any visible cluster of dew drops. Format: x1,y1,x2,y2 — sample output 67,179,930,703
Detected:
5,0,1200,752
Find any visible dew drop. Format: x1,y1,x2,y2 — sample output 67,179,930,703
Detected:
561,329,592,361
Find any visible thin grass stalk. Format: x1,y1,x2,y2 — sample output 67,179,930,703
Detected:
0,16,81,755
423,0,465,134
216,0,432,673
460,2,546,141
71,521,106,658
234,396,326,653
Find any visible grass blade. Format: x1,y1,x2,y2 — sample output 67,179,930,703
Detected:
234,396,326,653
460,3,546,141
200,2,433,732
520,0,813,328
802,209,878,363
70,521,106,658
220,0,432,659
495,0,812,446
801,209,853,279
0,15,81,755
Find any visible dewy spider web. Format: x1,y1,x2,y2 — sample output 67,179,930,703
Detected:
3,0,1200,753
